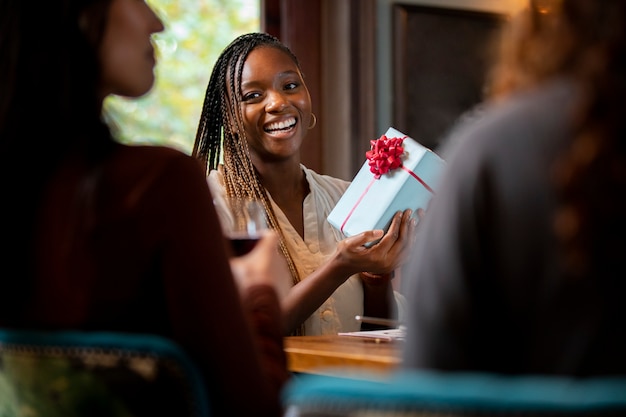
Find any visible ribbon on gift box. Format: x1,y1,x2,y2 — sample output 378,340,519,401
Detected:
340,135,435,234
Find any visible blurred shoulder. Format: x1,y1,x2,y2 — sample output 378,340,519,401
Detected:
112,144,204,179
115,143,197,164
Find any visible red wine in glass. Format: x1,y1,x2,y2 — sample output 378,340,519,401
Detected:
228,231,261,256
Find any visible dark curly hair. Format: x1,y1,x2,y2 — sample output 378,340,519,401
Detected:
0,0,116,319
487,0,626,278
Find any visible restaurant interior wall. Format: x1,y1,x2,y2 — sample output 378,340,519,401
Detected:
262,0,526,180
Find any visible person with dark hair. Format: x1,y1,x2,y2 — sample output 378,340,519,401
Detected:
193,32,415,336
402,0,626,376
0,1,289,415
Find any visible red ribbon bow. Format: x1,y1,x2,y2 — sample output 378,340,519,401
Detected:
365,135,406,179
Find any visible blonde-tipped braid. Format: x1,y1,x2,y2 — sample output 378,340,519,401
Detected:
223,103,305,336
223,129,305,336
223,111,302,280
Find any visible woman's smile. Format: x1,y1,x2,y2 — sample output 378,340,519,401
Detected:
264,116,297,134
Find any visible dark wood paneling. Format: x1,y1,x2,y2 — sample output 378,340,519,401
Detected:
393,5,504,151
349,0,377,173
260,0,280,38
262,1,503,171
282,1,322,171
262,0,323,172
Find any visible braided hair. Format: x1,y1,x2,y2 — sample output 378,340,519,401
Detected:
193,32,305,332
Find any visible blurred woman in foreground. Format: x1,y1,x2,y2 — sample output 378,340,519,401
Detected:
0,0,289,415
403,0,626,375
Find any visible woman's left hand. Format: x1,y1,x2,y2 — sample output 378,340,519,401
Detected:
338,208,417,275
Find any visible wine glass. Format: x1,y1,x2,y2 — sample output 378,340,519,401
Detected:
219,197,268,256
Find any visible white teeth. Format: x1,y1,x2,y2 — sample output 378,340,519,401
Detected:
266,117,296,132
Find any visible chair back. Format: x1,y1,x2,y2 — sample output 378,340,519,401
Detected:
0,329,210,417
283,369,626,417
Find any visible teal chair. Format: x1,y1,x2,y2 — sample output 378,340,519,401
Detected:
282,369,626,416
0,329,210,417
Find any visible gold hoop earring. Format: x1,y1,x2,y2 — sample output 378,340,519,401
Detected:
307,113,317,130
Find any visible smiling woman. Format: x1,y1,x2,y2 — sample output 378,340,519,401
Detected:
192,32,415,338
104,0,260,154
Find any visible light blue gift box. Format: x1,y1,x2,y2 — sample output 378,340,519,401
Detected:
327,127,445,240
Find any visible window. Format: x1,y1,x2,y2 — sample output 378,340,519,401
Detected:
104,0,260,154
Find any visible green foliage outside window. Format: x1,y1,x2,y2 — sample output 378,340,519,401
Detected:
104,0,259,154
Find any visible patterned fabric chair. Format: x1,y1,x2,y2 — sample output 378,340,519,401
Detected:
282,369,626,417
0,329,210,417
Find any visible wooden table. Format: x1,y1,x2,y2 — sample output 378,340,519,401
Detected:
284,335,402,376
